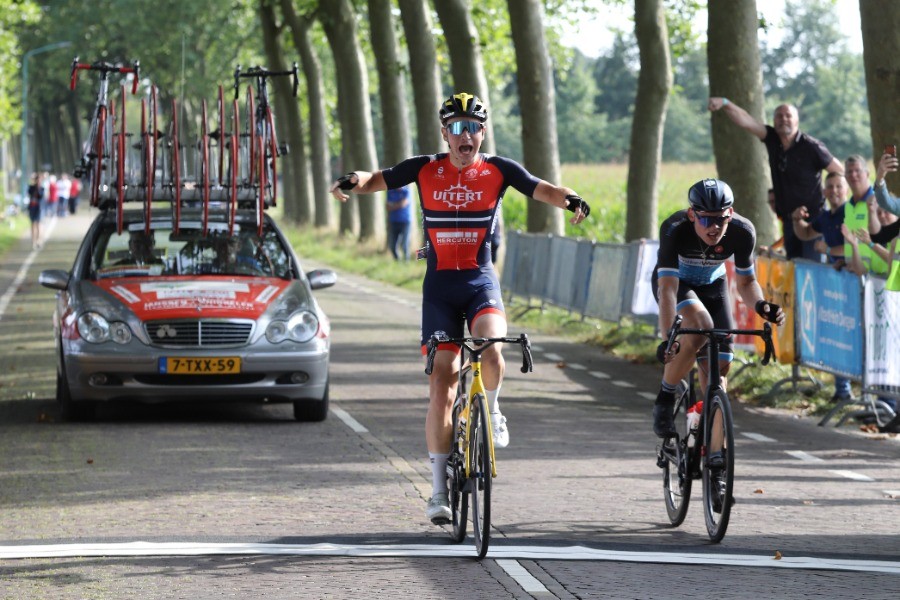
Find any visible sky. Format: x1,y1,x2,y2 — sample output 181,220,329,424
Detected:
567,0,863,57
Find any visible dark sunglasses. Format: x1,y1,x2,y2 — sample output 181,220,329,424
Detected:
696,214,731,227
446,120,484,135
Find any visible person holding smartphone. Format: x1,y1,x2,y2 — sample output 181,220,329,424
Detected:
874,145,900,216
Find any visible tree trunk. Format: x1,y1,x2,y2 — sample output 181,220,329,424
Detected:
708,0,775,243
507,0,562,235
861,0,900,191
433,0,495,155
625,0,671,242
320,0,384,241
260,0,313,225
280,0,334,228
398,0,444,155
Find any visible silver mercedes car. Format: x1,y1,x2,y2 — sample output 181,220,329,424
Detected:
39,210,336,421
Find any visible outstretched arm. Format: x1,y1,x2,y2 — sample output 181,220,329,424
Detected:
708,97,767,141
532,180,589,225
329,171,388,202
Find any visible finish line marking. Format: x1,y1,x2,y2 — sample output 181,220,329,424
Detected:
1,542,899,575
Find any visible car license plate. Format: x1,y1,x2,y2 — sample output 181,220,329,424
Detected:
160,357,241,374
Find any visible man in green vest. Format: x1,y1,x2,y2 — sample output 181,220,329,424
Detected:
843,155,888,275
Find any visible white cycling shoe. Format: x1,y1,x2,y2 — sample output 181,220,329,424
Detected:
491,413,509,448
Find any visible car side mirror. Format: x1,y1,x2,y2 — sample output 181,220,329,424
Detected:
307,269,337,290
39,269,70,291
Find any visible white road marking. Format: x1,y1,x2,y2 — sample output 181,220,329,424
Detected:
0,216,57,322
543,353,564,362
331,408,368,433
611,380,635,388
2,542,899,574
530,345,544,352
496,559,550,593
883,490,900,497
637,392,657,401
589,371,610,379
831,470,875,482
785,450,824,463
567,363,587,370
741,432,776,442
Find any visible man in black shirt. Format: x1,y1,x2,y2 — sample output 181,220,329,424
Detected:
708,98,843,260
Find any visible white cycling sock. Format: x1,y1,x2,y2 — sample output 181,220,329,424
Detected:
429,452,449,495
487,386,501,414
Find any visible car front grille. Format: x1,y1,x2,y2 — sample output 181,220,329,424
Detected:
145,320,254,347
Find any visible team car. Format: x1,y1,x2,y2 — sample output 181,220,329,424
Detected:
39,210,336,422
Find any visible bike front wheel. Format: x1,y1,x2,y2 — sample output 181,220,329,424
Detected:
449,398,468,543
663,379,693,526
469,393,492,559
702,389,735,543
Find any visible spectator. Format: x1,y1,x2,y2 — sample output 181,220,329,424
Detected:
842,155,888,275
791,172,849,270
386,185,413,260
26,173,43,250
116,231,163,266
56,173,72,218
792,171,852,402
707,98,843,260
46,174,58,219
68,175,81,215
842,205,897,277
874,151,900,216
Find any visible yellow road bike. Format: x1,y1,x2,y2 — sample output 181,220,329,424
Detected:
425,333,533,559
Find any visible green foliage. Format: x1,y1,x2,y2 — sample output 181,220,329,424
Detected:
0,0,41,139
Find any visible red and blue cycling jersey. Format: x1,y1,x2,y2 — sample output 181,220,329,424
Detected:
381,153,541,351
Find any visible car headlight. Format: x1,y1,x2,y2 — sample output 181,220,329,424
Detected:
265,320,288,343
77,312,133,344
266,310,318,344
287,311,318,343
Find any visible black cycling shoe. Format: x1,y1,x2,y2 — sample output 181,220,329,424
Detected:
653,401,676,438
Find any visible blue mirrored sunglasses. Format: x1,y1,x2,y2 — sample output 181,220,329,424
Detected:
696,214,731,227
446,120,484,135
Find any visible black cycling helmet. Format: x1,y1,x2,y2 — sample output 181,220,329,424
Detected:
688,178,734,212
439,92,488,124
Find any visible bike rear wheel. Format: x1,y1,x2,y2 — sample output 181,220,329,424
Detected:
90,105,107,208
702,389,734,543
663,379,693,526
470,393,492,559
449,396,468,544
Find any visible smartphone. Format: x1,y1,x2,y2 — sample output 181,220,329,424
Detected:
885,144,897,157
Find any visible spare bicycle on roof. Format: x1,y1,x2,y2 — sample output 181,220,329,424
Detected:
69,58,295,239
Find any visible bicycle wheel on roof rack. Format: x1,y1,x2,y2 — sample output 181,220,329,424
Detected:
216,85,225,188
169,98,181,234
245,85,256,187
264,108,278,207
90,105,107,208
256,132,265,237
200,99,210,236
228,98,239,236
115,85,127,235
144,85,158,227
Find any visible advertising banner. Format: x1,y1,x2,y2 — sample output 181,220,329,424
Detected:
795,261,863,379
631,239,659,316
724,260,756,352
864,277,900,387
755,254,796,364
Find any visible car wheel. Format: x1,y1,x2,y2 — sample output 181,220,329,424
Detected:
293,382,329,422
57,371,96,422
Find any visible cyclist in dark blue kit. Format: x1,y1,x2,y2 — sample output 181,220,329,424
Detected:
652,179,785,438
330,93,590,524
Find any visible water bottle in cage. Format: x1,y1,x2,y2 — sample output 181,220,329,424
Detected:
686,401,703,448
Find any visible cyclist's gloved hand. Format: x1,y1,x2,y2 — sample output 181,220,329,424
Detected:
565,194,590,218
755,300,784,324
336,172,358,191
656,340,680,364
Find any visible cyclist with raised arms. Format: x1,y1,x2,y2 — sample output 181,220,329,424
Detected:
652,179,785,439
330,92,590,524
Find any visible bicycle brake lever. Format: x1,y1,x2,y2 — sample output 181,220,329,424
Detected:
424,337,438,375
761,322,775,366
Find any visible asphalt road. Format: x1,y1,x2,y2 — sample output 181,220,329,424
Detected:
1,211,899,599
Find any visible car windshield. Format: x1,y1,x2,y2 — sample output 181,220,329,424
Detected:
92,224,293,279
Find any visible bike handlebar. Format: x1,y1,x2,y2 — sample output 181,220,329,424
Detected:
70,57,140,94
233,63,299,100
425,333,533,376
665,315,776,366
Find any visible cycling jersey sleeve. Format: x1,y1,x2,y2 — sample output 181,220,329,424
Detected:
381,155,433,189
732,217,757,274
488,156,540,197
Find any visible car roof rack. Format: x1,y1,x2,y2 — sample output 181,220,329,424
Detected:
73,67,281,238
